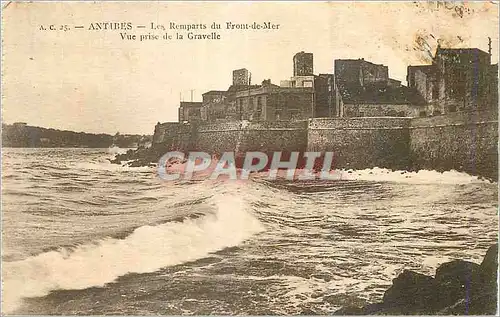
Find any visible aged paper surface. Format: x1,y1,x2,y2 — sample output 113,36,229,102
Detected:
1,1,499,315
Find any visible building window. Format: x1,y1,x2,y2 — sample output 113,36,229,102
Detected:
290,109,300,120
257,96,262,106
453,71,466,97
255,107,262,121
432,84,439,100
275,109,282,120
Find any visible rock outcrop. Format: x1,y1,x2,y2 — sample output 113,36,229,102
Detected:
334,244,498,315
109,146,165,167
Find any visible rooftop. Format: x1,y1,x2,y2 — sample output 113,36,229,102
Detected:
335,58,387,67
337,82,425,105
202,90,227,96
436,47,490,56
179,101,202,107
226,84,262,92
408,65,435,75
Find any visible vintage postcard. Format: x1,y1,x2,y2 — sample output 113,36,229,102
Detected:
1,1,498,315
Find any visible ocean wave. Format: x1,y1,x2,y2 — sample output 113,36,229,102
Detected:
107,146,130,155
250,167,493,185
1,194,264,314
73,161,152,172
337,168,494,184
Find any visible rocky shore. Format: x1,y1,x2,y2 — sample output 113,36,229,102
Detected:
334,244,498,315
109,146,326,170
109,146,164,167
108,145,496,181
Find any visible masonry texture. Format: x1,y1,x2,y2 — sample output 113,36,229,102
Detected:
154,120,308,155
153,110,498,180
195,121,308,154
410,109,498,179
307,117,411,170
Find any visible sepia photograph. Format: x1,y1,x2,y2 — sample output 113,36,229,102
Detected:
1,1,499,315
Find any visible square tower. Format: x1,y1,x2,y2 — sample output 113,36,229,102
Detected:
293,51,314,76
232,68,250,85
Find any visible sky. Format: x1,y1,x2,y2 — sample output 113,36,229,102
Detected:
2,1,499,134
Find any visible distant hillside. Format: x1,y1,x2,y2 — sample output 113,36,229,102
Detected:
1,123,152,148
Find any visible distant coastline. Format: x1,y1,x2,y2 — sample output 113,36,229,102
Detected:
1,123,152,148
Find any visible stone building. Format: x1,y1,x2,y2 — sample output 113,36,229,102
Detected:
195,80,314,122
200,90,228,121
233,80,314,121
407,65,436,102
334,58,424,117
293,51,314,76
335,58,389,87
407,47,498,115
280,75,315,88
178,101,203,122
314,74,336,117
232,68,250,86
282,53,336,118
199,83,262,122
337,85,424,117
197,59,326,122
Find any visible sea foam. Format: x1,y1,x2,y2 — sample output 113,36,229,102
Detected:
1,194,264,313
338,167,494,184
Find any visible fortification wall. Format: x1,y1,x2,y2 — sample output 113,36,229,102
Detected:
343,103,420,117
152,110,498,179
194,120,308,154
307,117,411,170
153,122,194,151
409,110,498,179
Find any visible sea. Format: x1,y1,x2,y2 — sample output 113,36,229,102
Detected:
1,148,498,315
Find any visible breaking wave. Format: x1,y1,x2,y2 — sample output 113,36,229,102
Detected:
73,161,152,172
337,167,494,184
1,194,264,313
248,167,492,185
107,146,129,155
